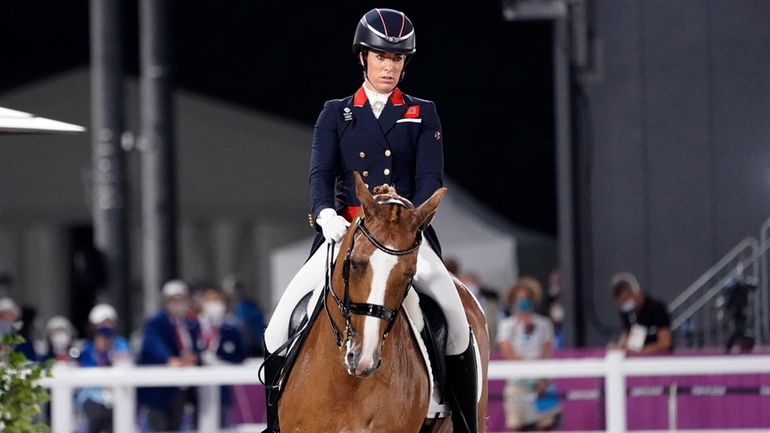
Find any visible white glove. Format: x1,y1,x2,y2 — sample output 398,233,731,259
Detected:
316,208,350,243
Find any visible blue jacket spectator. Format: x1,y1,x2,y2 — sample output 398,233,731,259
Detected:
137,281,201,433
76,304,131,433
198,288,246,426
223,277,266,357
233,297,265,357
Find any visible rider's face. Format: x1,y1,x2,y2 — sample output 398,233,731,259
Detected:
362,50,406,94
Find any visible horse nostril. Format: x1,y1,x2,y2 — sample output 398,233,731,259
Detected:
346,351,357,365
376,358,382,369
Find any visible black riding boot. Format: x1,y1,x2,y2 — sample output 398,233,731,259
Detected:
261,352,285,433
445,333,478,433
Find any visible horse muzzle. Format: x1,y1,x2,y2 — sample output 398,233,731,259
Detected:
345,347,382,377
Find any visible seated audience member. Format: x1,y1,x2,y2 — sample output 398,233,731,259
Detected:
137,280,201,433
460,272,501,340
77,304,131,433
444,257,460,276
610,272,673,354
43,316,78,364
0,297,36,360
198,287,246,427
502,276,542,317
498,279,561,431
224,277,265,357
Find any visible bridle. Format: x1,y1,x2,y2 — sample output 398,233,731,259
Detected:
323,206,423,349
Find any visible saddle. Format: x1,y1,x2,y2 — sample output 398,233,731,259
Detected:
285,289,449,404
288,292,314,337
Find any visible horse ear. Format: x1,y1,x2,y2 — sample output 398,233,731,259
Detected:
354,171,374,211
415,187,447,229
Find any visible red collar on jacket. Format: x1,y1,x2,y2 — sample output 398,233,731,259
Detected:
353,86,405,107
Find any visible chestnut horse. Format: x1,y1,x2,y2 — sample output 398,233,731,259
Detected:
280,173,489,433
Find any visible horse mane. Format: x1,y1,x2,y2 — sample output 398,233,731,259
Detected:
372,184,397,196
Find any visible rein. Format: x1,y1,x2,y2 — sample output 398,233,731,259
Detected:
324,216,423,349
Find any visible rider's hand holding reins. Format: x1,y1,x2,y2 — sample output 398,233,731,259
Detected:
317,208,350,243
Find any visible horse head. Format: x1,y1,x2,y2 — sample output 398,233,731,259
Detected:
330,172,446,378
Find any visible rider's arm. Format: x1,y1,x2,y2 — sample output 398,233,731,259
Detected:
309,101,340,226
412,101,444,207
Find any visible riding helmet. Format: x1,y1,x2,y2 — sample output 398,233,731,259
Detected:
352,8,416,54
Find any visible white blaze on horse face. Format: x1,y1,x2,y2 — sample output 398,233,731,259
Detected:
359,247,398,370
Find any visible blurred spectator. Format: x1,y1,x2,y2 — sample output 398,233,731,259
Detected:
0,297,36,360
198,288,246,427
76,304,131,433
460,273,500,308
444,257,460,276
224,277,265,357
137,280,201,432
42,316,78,364
722,274,757,353
498,279,561,431
545,270,565,349
503,277,542,318
610,272,672,354
460,272,501,341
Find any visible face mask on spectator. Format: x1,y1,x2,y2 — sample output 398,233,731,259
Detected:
50,331,71,351
202,301,226,325
96,325,115,338
620,298,636,313
515,298,534,314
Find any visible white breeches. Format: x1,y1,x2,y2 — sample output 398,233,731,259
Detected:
264,241,471,355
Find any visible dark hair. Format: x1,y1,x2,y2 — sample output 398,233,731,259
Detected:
609,272,641,299
612,280,634,299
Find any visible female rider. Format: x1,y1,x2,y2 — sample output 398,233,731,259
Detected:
261,9,478,433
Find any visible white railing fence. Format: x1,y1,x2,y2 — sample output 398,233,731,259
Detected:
41,352,770,433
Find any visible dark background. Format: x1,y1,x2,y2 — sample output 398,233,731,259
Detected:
0,0,556,235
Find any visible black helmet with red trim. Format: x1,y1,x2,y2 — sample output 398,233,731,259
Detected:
353,8,416,55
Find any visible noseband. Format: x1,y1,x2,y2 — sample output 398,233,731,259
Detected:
324,208,423,349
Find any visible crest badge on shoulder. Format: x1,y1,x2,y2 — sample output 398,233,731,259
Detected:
343,106,353,122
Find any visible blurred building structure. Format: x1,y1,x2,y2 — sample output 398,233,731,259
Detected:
0,69,545,328
575,2,770,344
